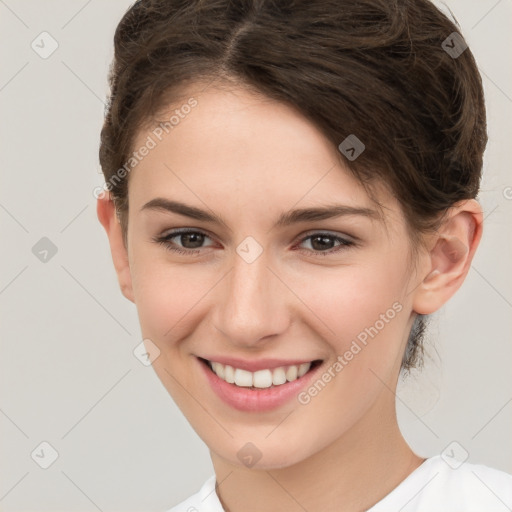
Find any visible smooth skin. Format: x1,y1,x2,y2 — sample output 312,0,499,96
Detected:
97,82,483,512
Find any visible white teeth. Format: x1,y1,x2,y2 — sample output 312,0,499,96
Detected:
285,365,298,382
208,360,316,388
272,367,287,386
253,369,273,388
298,362,311,377
224,364,235,384
234,368,253,387
212,362,225,380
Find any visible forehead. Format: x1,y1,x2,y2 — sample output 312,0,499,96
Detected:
128,83,401,228
136,83,340,167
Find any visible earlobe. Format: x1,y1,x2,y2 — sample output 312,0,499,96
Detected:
96,195,135,303
412,200,483,315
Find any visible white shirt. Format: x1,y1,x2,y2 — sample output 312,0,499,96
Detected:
166,455,512,511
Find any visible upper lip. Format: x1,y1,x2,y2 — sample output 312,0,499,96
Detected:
198,356,320,372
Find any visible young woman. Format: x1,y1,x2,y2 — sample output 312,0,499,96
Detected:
96,0,512,510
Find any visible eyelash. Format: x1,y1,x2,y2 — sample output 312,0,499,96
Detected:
152,228,356,257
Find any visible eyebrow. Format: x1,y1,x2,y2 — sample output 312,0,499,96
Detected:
140,198,380,228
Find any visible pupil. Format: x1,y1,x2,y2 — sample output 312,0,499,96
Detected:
182,233,204,248
311,235,333,251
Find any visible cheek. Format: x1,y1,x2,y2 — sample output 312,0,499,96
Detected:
300,258,410,364
129,260,216,405
129,253,217,345
287,262,410,437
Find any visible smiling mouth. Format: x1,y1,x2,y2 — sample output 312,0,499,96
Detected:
198,357,323,390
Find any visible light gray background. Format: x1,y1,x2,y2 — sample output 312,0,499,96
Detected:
0,1,511,510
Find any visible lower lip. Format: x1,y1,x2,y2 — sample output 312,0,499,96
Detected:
197,357,323,412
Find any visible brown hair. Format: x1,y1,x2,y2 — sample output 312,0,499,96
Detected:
99,0,487,371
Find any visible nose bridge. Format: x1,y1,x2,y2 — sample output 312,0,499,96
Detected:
213,245,286,345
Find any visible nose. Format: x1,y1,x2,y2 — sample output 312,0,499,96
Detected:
212,248,290,348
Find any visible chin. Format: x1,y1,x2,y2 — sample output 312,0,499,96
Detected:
209,434,318,471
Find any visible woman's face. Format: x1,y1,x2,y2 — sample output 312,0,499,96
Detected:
123,83,424,469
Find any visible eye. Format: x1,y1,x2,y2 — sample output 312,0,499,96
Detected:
153,229,215,256
153,229,356,257
294,232,355,256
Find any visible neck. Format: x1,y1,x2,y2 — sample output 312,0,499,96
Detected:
210,395,425,512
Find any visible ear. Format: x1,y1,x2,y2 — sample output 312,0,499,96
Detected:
412,199,483,315
96,194,135,303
